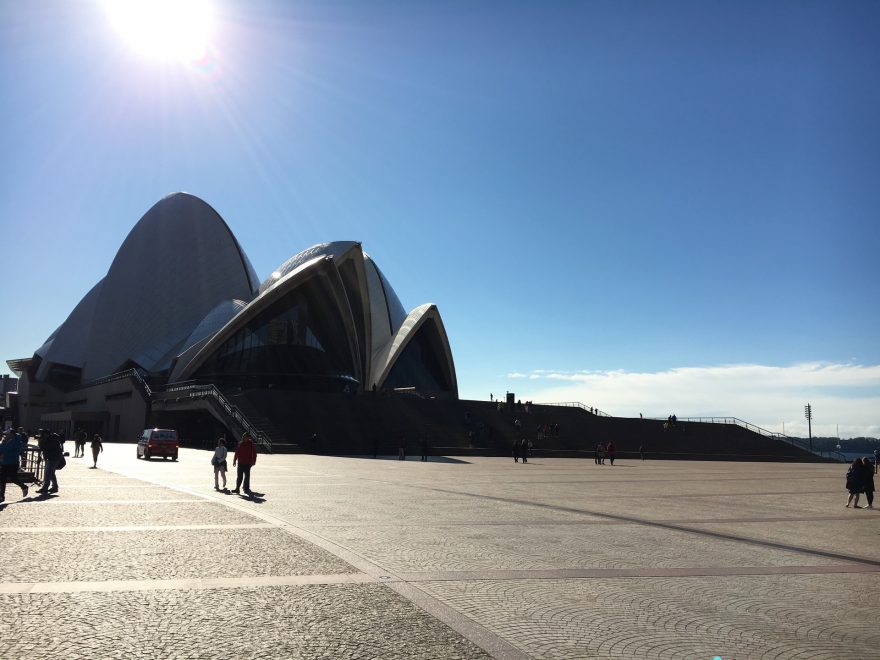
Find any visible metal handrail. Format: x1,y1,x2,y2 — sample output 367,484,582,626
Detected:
648,416,847,462
536,401,612,417
156,383,272,452
79,368,152,397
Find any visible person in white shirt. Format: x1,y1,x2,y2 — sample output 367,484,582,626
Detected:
212,437,228,491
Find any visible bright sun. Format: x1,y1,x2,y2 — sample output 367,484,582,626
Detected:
104,0,214,62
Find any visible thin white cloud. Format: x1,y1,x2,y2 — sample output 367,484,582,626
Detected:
504,363,880,438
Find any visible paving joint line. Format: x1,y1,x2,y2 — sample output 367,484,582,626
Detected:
0,573,373,595
2,523,275,533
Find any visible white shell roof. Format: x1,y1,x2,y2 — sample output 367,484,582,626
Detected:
40,193,258,380
34,278,105,377
258,241,359,295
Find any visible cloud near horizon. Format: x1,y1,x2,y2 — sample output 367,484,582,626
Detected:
506,362,880,438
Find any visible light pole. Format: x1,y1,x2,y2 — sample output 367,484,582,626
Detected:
804,403,812,451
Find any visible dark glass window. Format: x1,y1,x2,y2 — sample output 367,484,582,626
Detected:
194,272,357,390
382,319,452,393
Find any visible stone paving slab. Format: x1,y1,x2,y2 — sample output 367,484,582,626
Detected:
0,584,491,659
519,492,852,522
688,518,880,563
306,521,851,574
26,485,198,500
1,527,353,583
256,488,598,526
420,574,880,659
0,501,257,528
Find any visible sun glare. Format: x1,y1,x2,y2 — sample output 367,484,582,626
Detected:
104,0,214,62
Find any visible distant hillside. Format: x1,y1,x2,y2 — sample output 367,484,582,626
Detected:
793,436,879,453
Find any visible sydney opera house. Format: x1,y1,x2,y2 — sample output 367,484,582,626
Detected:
9,193,457,449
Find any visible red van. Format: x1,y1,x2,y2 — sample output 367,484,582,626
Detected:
137,428,179,461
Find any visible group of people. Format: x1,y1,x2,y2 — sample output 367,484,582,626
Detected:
72,428,104,467
537,423,559,439
595,441,616,465
0,427,103,502
845,457,876,509
512,437,531,463
211,433,258,496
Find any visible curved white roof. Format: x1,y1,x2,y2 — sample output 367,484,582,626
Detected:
71,193,258,379
259,241,359,295
371,303,457,395
34,278,104,378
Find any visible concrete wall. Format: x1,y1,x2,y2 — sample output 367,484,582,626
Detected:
21,373,149,442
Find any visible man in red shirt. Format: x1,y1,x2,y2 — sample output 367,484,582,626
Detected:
232,433,257,495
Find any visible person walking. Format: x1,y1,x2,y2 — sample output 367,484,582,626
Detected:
874,448,879,475
212,437,228,491
398,436,406,461
861,457,875,509
73,428,85,458
232,433,257,495
595,442,605,465
0,429,28,502
38,430,63,494
420,437,429,462
606,441,616,466
639,444,645,461
845,458,864,508
512,438,520,463
520,437,529,463
90,433,103,468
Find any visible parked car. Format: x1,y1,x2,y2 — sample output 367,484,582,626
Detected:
137,428,179,461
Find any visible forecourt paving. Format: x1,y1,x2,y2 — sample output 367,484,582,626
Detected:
1,445,878,659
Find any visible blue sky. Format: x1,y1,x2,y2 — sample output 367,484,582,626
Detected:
2,1,878,436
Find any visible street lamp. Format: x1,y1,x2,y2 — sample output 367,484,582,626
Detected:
804,403,813,451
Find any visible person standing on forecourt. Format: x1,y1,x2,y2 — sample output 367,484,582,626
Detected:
38,430,63,494
861,457,875,509
520,438,529,463
0,429,28,502
232,433,257,495
212,437,228,491
90,433,103,468
420,437,429,462
845,458,864,508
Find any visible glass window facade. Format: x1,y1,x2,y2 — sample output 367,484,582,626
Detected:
193,272,359,391
382,319,453,393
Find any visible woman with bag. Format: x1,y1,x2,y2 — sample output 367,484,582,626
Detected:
845,458,864,508
212,437,228,491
